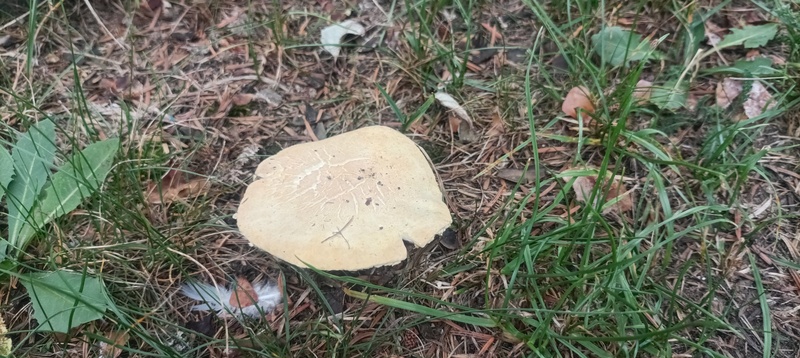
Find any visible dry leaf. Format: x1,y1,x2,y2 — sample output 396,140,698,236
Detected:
497,168,539,184
605,177,633,214
448,115,461,132
320,20,366,58
99,76,129,94
145,169,210,204
685,93,699,112
98,331,129,358
769,55,786,66
568,175,597,204
562,168,632,214
458,122,480,142
705,22,724,46
253,88,283,107
715,78,742,109
232,93,253,106
487,111,506,137
633,80,653,103
562,86,594,119
230,277,259,309
216,7,244,29
743,81,776,118
435,92,473,128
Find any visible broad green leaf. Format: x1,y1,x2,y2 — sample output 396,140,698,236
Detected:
21,270,109,333
0,147,11,261
15,138,119,247
0,147,12,200
650,80,688,111
592,27,652,67
717,24,778,49
5,119,56,249
704,57,775,76
731,57,775,75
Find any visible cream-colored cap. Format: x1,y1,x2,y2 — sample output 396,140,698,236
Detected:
236,126,452,270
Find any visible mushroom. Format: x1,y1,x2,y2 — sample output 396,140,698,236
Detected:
236,126,452,271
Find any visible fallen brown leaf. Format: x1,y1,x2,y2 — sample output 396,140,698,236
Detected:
769,55,786,66
569,175,597,204
145,169,210,204
458,121,480,142
98,330,129,358
448,115,462,133
606,176,634,214
232,93,253,106
230,277,259,309
716,78,742,109
486,111,506,138
705,22,725,46
562,86,594,119
562,167,633,214
743,81,776,118
216,7,244,29
497,168,538,184
99,76,129,95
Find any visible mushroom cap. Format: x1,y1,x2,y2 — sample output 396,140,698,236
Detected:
236,126,452,270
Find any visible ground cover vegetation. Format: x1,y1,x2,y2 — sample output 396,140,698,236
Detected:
1,0,799,356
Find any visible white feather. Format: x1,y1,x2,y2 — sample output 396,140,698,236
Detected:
320,20,366,58
181,280,282,318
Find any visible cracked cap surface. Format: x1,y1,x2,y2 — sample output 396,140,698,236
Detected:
236,126,452,270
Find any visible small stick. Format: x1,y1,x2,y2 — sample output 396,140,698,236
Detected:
83,0,128,51
321,216,354,248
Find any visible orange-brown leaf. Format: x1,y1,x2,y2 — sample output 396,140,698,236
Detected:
232,93,254,106
145,169,210,204
606,177,633,214
486,111,505,137
562,86,594,119
98,330,129,358
563,168,632,215
715,78,742,109
230,277,259,308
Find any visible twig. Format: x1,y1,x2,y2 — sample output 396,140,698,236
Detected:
0,8,32,32
321,216,354,248
82,0,128,51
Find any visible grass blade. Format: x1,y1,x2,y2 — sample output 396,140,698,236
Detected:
344,288,497,328
748,253,772,358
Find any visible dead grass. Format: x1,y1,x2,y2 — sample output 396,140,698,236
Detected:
1,0,799,357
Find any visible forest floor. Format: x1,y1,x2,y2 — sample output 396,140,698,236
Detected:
1,0,800,357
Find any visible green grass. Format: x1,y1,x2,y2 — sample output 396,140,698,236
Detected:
1,0,799,356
